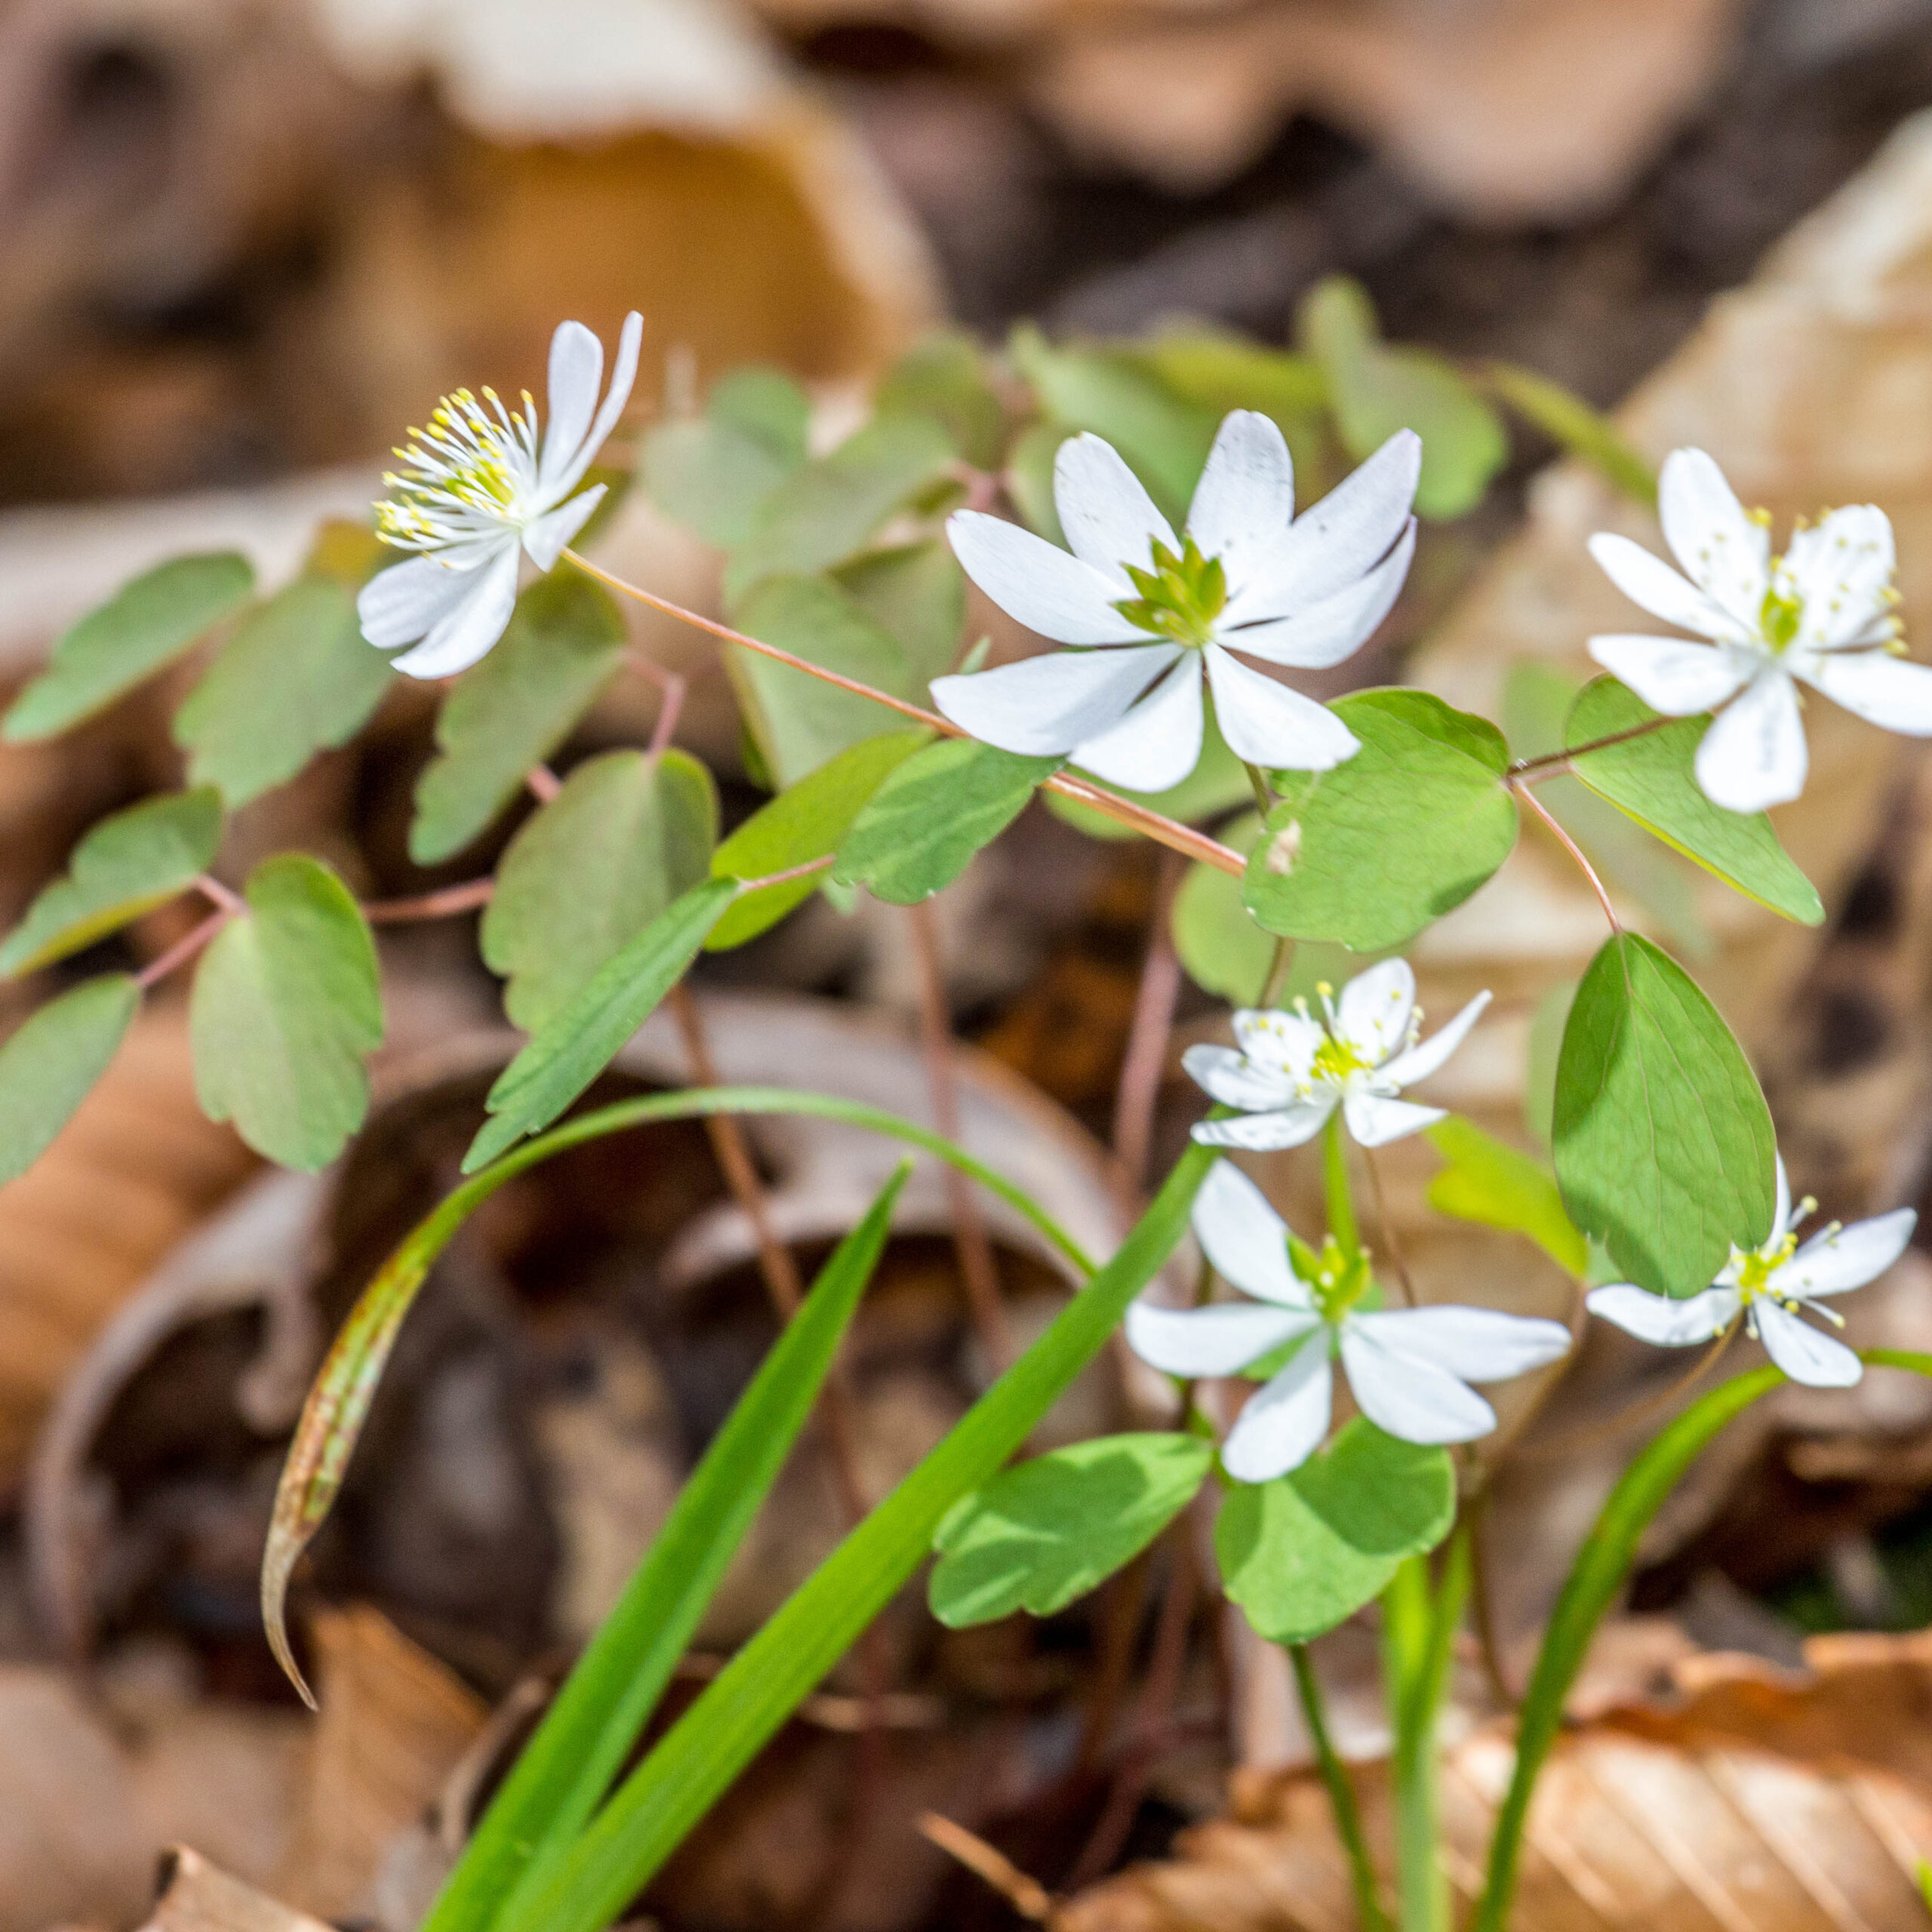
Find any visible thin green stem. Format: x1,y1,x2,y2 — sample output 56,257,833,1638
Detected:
1244,760,1276,817
1384,1533,1469,1932
1288,1644,1392,1932
1322,1111,1360,1259
1260,936,1296,1009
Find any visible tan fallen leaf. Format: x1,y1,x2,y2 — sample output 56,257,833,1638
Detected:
137,1847,333,1932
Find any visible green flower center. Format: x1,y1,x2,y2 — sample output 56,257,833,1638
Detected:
1736,1231,1798,1297
1311,1033,1370,1084
1758,580,1804,653
1113,534,1227,647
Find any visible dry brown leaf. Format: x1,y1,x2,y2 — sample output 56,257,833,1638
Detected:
137,1847,333,1932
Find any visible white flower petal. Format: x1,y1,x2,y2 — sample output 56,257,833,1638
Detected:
1204,646,1358,771
1243,429,1420,614
1125,1298,1315,1377
358,550,494,649
1379,991,1491,1089
932,644,1181,755
1223,1335,1334,1480
946,511,1149,645
1226,520,1415,669
1070,657,1204,791
1054,434,1175,584
1755,1300,1863,1388
1186,411,1294,577
543,312,643,503
1339,1321,1497,1444
1695,669,1807,812
1658,448,1770,628
1586,633,1753,715
537,319,605,493
1364,1305,1571,1383
1785,504,1894,648
1335,958,1416,1063
1783,1208,1916,1297
1588,534,1749,644
1801,651,1932,737
1231,1008,1323,1081
1343,1092,1445,1146
1181,1043,1298,1113
388,543,523,678
1586,1283,1739,1346
523,486,605,571
1192,1105,1334,1152
1191,1160,1310,1306
1773,1155,1792,1243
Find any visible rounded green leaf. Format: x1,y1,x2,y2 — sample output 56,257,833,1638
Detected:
1424,1116,1587,1278
189,855,383,1171
1564,678,1823,925
1173,811,1272,1003
832,540,964,691
1553,932,1775,1297
875,333,1005,471
410,569,628,864
1242,688,1517,950
1,789,223,977
0,974,140,1182
484,749,718,1031
175,575,393,808
641,368,808,552
833,740,1059,905
930,1432,1214,1626
1216,1420,1457,1644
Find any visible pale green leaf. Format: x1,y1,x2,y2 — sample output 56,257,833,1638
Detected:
1524,979,1578,1149
1216,1420,1456,1643
483,750,718,1030
929,1432,1214,1626
175,576,392,807
1553,932,1775,1297
1174,812,1273,1004
832,540,964,690
0,975,140,1181
5,553,254,741
1424,1116,1588,1277
641,367,810,552
875,333,1004,470
0,789,223,977
1484,363,1657,506
410,568,627,864
190,855,383,1171
1128,328,1329,481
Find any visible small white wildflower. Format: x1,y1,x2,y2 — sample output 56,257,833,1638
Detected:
1586,1158,1915,1388
359,312,644,678
931,411,1420,790
1184,958,1488,1152
1587,447,1932,814
1126,1163,1570,1481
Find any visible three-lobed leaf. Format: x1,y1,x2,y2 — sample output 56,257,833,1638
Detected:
1243,689,1517,950
1216,1420,1457,1644
1553,932,1775,1297
190,855,383,1171
929,1432,1214,1626
0,789,222,976
0,974,140,1183
483,751,718,1030
5,552,254,741
1424,1116,1588,1278
1564,678,1823,926
833,740,1059,904
411,568,628,863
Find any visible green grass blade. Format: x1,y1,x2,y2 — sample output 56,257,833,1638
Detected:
1470,1364,1783,1932
429,1163,911,1932
495,1141,1218,1932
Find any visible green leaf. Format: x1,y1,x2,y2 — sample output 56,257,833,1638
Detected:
0,975,140,1181
1483,362,1656,506
832,540,964,690
876,332,1005,470
1242,689,1517,950
1046,706,1253,840
1004,422,1071,544
929,1432,1214,1626
1552,932,1775,1297
5,553,254,741
1524,979,1577,1149
641,367,810,552
1128,328,1329,481
1424,1117,1587,1277
833,740,1058,904
1216,1421,1457,1644
724,414,956,602
466,877,738,1171
1173,811,1273,1004
708,731,929,949
174,575,393,807
429,1162,909,1932
0,789,223,976
410,568,627,863
483,750,718,1030
1298,279,1507,521
1564,678,1823,926
189,855,383,1171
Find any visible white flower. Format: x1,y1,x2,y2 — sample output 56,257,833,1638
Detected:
358,312,645,679
931,411,1420,791
1127,1162,1570,1481
1586,1158,1914,1388
1184,958,1488,1152
1586,447,1932,814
